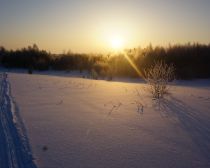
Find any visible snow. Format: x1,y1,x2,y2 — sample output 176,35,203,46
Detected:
0,73,36,168
5,72,210,167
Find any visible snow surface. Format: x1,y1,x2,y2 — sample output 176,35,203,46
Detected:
7,72,210,168
0,73,36,168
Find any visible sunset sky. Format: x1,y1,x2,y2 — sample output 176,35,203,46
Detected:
0,0,210,53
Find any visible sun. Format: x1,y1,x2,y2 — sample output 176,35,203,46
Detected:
110,36,124,50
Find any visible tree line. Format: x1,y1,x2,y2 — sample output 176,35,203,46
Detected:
0,43,210,79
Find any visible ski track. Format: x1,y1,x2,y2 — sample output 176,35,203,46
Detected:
0,73,37,168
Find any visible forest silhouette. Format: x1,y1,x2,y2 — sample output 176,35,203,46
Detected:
0,43,210,79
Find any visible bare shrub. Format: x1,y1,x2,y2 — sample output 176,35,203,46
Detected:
144,61,175,99
90,69,98,80
28,66,33,74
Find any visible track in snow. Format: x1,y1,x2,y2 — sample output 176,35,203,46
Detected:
0,73,37,168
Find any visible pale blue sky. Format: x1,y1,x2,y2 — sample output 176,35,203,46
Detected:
0,0,210,53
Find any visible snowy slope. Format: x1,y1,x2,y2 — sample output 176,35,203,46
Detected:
9,72,210,168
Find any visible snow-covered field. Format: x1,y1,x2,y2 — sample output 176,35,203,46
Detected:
2,72,210,168
0,73,36,168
